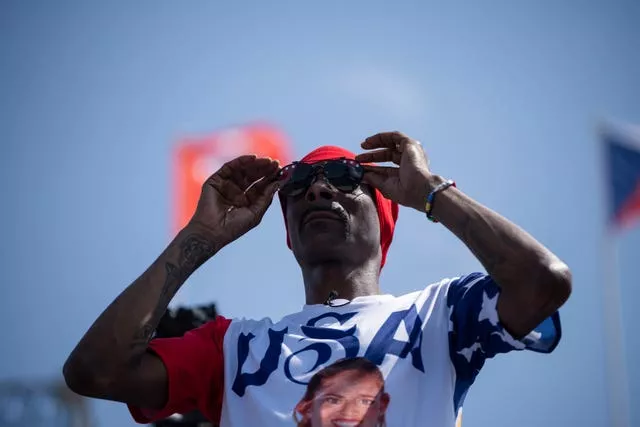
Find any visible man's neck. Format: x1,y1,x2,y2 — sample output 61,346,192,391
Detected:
301,259,381,305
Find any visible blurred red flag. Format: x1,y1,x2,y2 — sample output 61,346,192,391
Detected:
172,123,292,234
603,123,640,229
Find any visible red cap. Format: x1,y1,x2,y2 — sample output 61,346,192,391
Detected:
278,146,399,269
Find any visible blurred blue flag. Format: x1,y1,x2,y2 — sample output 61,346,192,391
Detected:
604,124,640,229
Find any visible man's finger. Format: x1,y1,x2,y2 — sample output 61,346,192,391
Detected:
208,175,249,206
248,181,279,217
362,165,399,177
355,149,400,165
361,170,386,187
216,155,259,180
242,158,280,185
361,131,409,150
361,169,397,200
217,155,276,178
244,171,279,204
216,156,279,190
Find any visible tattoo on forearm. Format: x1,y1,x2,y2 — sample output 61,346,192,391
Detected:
131,234,216,347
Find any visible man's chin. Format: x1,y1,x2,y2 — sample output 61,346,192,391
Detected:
301,218,348,234
297,231,352,261
300,226,348,245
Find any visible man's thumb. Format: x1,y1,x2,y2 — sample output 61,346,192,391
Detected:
362,172,392,199
252,181,279,216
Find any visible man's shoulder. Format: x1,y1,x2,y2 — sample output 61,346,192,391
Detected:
415,273,488,300
223,315,277,332
383,273,490,314
392,275,462,300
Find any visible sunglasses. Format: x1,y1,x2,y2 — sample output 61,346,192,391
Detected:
277,158,364,197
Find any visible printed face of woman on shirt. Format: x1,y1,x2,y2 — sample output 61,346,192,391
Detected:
299,369,389,427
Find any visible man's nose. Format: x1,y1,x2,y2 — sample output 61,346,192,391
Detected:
305,176,335,202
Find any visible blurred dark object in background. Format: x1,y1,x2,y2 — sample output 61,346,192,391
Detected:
0,379,91,427
155,304,219,339
153,303,219,427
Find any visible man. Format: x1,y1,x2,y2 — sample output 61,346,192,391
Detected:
63,132,571,426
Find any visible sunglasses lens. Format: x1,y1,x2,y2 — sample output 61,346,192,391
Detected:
323,161,363,191
278,163,313,196
278,159,363,196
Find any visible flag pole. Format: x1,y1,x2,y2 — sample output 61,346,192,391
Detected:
601,230,630,427
598,120,632,427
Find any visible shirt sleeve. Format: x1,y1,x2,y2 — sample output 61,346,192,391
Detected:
446,273,562,411
128,315,232,424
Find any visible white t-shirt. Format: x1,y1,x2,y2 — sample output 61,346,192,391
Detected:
129,273,561,426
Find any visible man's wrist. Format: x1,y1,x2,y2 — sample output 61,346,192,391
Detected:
425,174,448,193
181,221,224,254
413,174,448,212
168,224,220,278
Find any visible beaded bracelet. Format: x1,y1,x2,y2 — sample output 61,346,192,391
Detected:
425,179,456,222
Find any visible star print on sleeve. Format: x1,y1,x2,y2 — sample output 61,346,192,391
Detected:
445,272,562,416
457,342,483,363
477,291,499,326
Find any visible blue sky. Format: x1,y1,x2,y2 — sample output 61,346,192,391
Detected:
1,1,639,426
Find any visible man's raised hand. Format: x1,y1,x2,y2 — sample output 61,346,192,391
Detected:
188,155,280,249
355,131,435,212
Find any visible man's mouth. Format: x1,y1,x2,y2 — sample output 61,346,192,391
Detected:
303,211,344,225
301,207,348,228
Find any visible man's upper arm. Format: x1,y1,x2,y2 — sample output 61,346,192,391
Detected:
495,263,570,339
105,351,169,410
447,273,562,356
127,316,232,424
446,273,562,412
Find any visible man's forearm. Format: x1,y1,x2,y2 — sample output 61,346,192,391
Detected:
63,224,218,386
427,176,571,333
